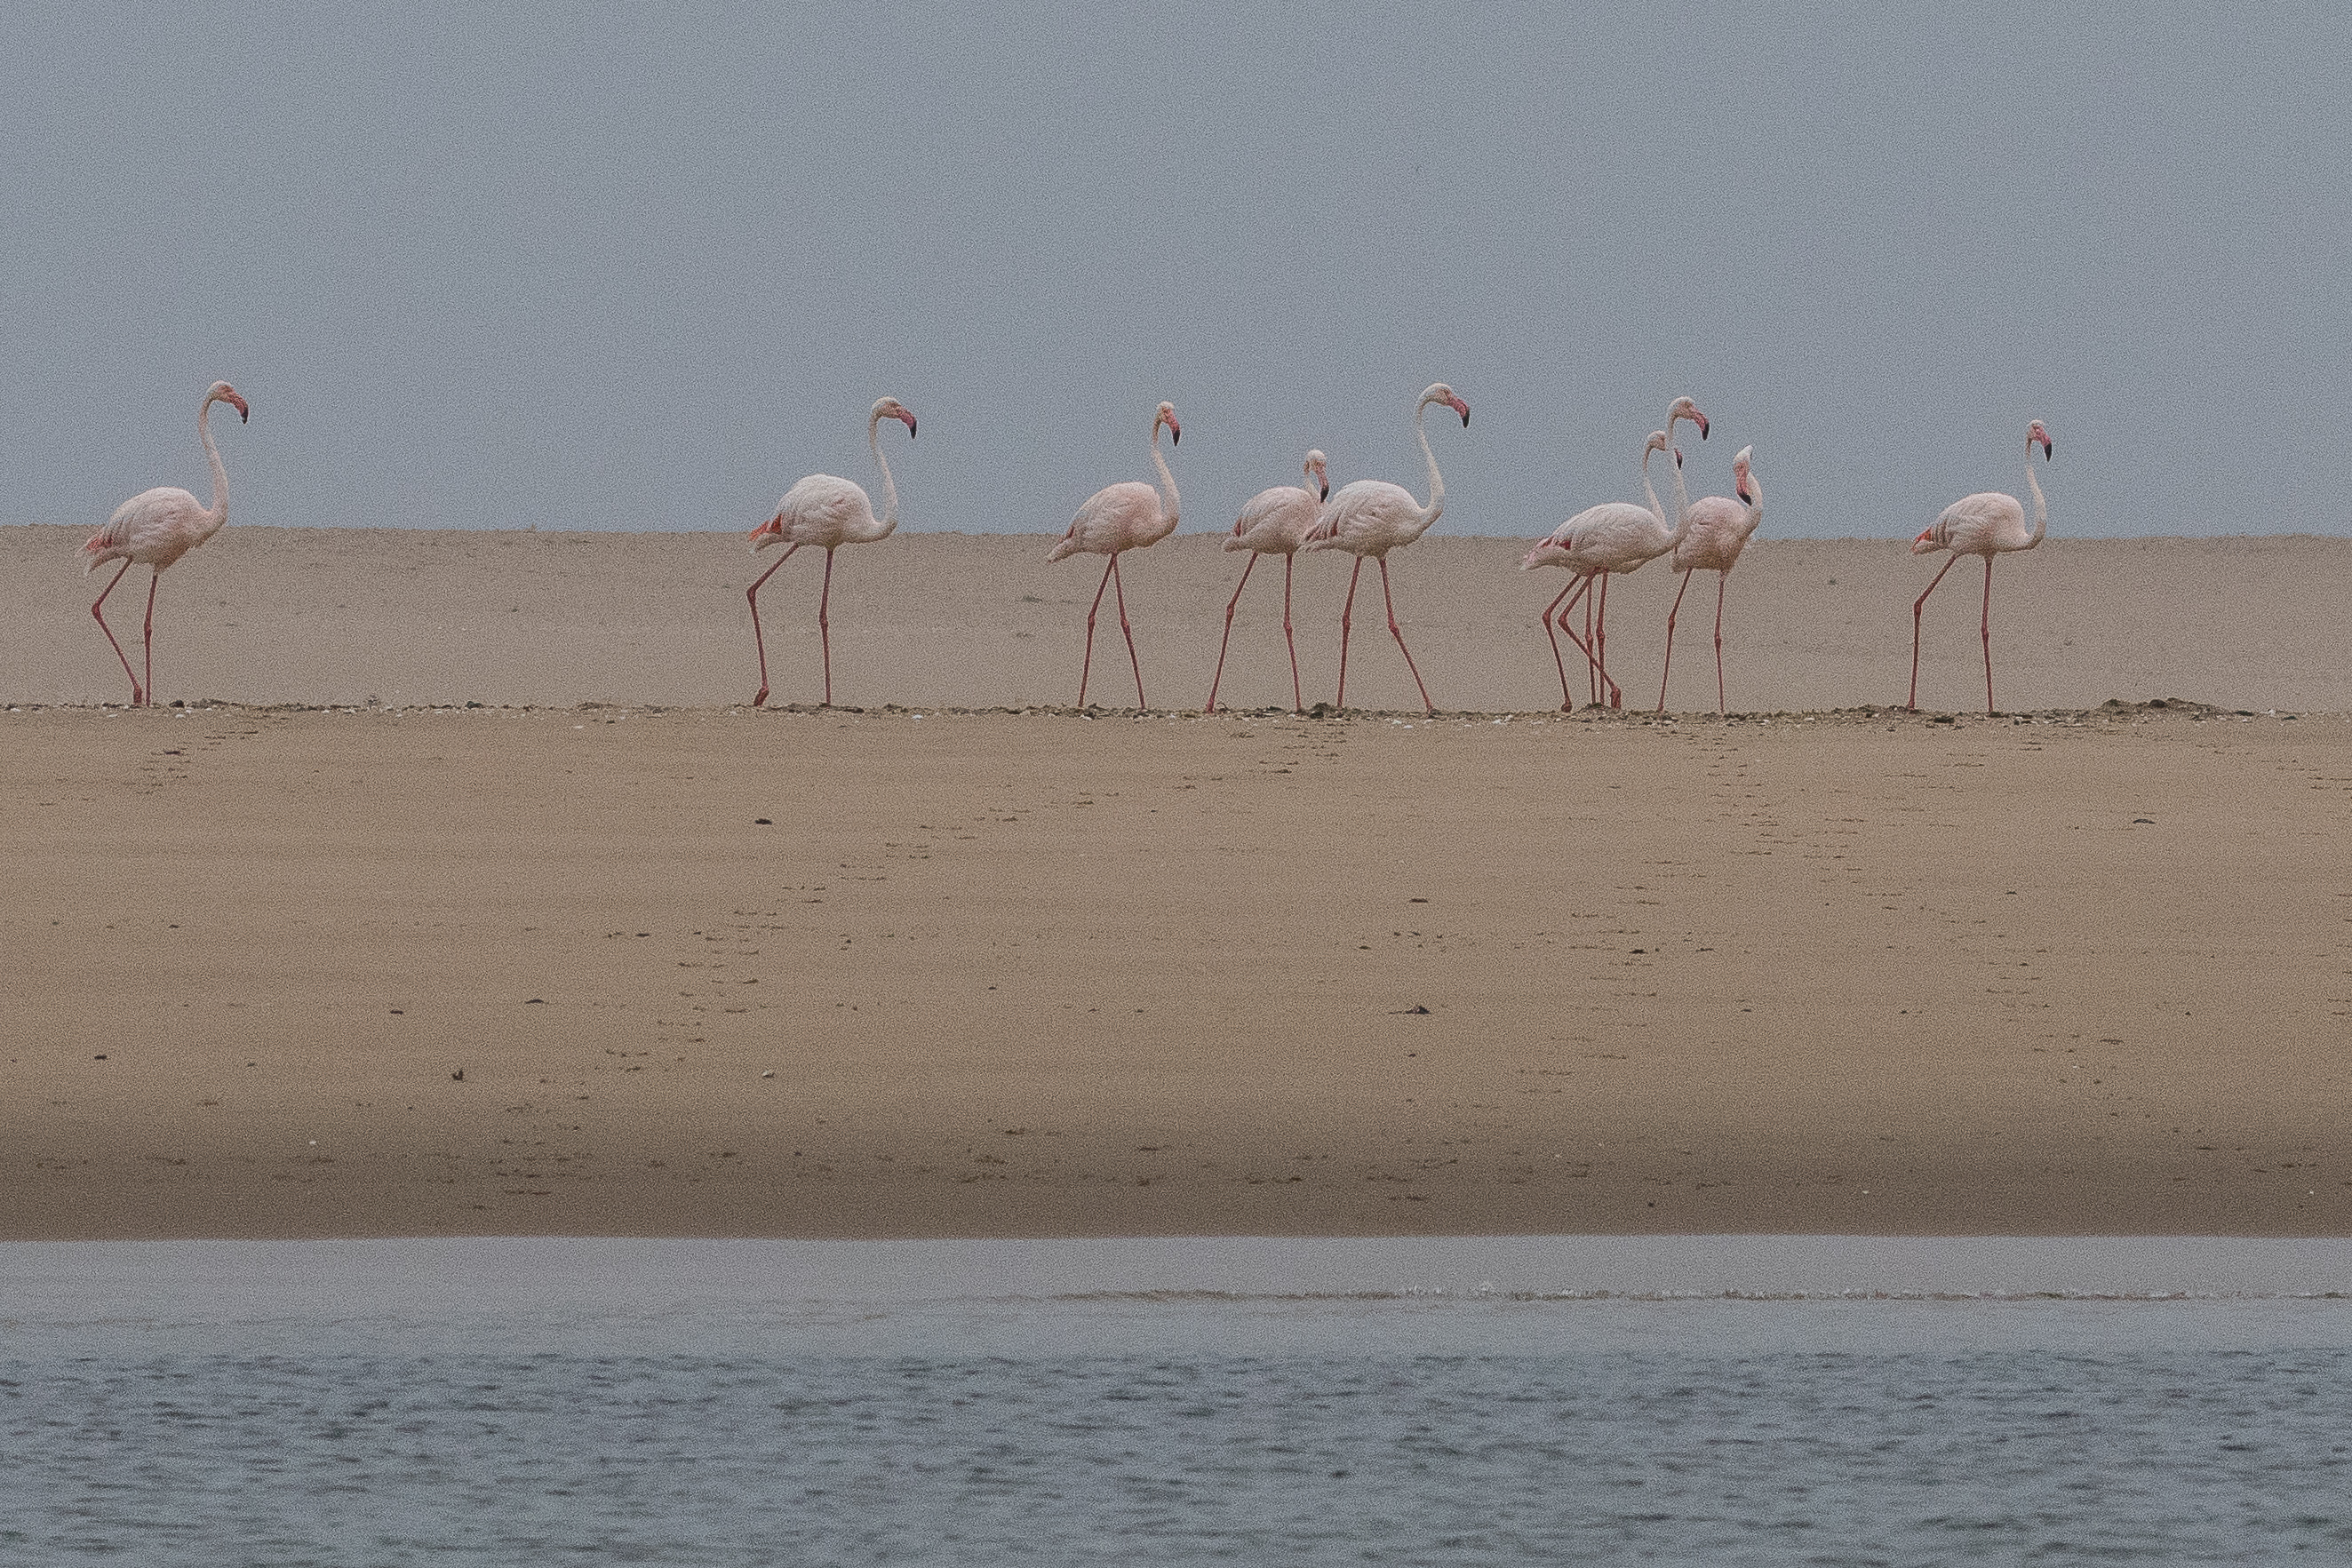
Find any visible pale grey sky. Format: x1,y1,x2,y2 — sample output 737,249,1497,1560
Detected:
4,2,2344,538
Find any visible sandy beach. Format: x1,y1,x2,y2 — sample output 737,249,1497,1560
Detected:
6,529,2351,1242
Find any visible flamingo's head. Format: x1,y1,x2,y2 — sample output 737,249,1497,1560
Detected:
872,396,916,438
1667,395,1708,441
1734,445,1756,505
1520,536,1570,571
207,382,248,423
1640,429,1670,468
1154,401,1181,445
1911,526,1944,555
1420,383,1470,427
2027,419,2052,460
750,512,786,551
1304,450,1329,501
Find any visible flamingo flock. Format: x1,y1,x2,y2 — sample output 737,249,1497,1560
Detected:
77,380,2057,718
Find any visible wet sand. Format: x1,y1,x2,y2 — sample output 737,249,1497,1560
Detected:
6,696,2350,1239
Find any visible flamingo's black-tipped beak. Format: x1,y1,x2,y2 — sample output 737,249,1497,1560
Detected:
223,391,250,423
1320,483,1330,501
907,417,917,439
2040,438,2053,459
1738,484,1753,504
1171,427,1180,445
1696,414,1710,440
1674,449,1684,468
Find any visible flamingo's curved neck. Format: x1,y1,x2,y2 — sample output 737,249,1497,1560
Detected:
198,394,229,532
1150,421,1180,527
1414,399,1444,527
1639,447,1670,532
2023,439,2047,547
867,410,900,538
1667,415,1694,528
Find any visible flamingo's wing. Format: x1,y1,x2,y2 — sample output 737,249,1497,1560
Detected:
1232,484,1311,545
83,487,201,569
1933,491,2024,553
777,474,870,544
1051,481,1158,560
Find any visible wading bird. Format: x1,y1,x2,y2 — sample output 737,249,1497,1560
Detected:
1302,383,1470,715
745,396,918,708
1658,444,1762,713
83,380,249,707
1520,429,1678,710
1909,420,2053,714
1206,450,1327,713
1048,401,1181,708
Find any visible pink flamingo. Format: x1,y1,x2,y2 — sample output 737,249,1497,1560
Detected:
1521,398,1705,710
82,380,249,707
1657,443,1761,713
745,396,917,708
1205,450,1328,713
1048,400,1181,709
1909,419,2053,714
1302,383,1470,715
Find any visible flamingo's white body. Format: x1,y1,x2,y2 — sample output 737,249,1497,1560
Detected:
82,380,249,707
1658,444,1761,713
1049,401,1181,708
745,396,916,708
1302,383,1470,714
1206,450,1327,713
1909,420,2053,714
1520,398,1705,710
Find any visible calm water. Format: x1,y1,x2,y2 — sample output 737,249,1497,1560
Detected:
4,1238,2350,1565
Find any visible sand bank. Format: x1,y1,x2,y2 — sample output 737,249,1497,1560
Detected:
5,701,2348,1239
7,526,2352,714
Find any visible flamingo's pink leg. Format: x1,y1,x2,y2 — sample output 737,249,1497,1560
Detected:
1712,571,1730,715
1076,553,1117,708
1280,554,1304,713
1594,572,1621,709
1205,551,1259,713
1540,578,1581,712
1975,554,1994,714
745,542,800,707
1553,577,1601,688
140,572,161,707
1908,553,1962,711
1583,588,1598,704
1335,556,1366,709
1111,553,1145,709
815,546,838,708
1658,567,1695,713
1378,558,1434,716
90,559,141,705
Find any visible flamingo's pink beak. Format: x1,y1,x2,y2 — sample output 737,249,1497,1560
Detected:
1166,416,1182,445
1737,482,1753,504
2039,436,2053,459
1320,482,1330,501
1451,396,1470,427
1693,411,1710,440
223,390,249,423
749,514,782,545
1912,527,1941,554
897,408,918,438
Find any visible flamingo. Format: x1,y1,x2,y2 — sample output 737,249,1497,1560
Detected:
1048,400,1181,709
745,396,918,708
82,380,249,707
1520,399,1705,710
1205,450,1328,713
1657,444,1762,713
1301,382,1470,715
1909,419,2053,715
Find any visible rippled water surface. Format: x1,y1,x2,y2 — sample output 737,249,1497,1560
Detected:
4,1238,2350,1564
